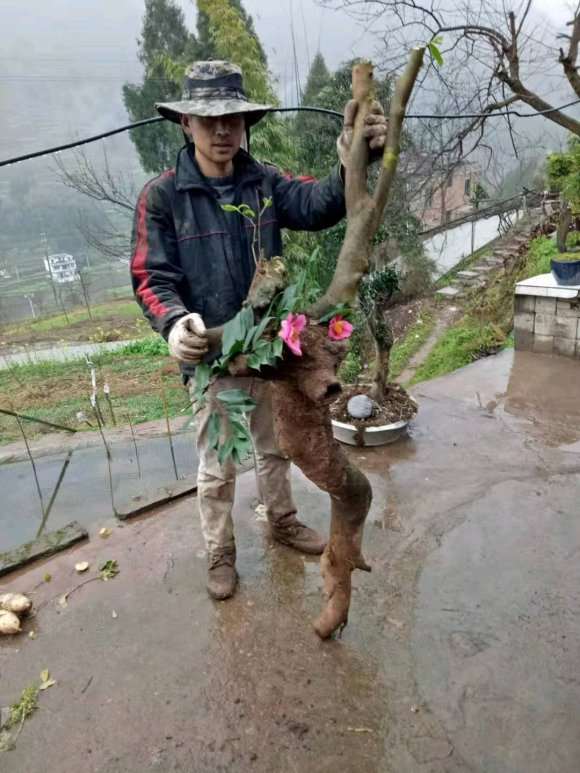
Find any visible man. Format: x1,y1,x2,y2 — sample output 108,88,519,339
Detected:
131,61,387,601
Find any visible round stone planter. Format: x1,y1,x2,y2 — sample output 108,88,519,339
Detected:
331,393,417,446
331,417,411,446
551,257,580,287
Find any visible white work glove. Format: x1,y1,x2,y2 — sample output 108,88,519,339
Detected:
337,99,388,168
167,313,208,364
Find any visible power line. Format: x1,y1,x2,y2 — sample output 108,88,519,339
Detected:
1,98,579,169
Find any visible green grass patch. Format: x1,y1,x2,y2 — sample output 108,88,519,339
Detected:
116,336,170,357
0,298,145,344
0,348,189,445
411,236,557,385
338,309,436,384
524,236,557,274
410,321,504,384
389,310,436,379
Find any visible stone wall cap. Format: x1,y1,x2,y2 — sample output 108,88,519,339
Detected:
515,273,580,299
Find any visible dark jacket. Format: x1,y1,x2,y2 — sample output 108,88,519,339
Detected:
130,145,346,358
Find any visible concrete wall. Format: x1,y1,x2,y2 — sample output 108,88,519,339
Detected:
426,210,521,277
514,295,580,358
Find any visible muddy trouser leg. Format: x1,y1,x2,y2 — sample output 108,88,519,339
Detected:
192,376,252,554
248,380,297,524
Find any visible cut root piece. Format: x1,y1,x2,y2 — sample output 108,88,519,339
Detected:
0,610,22,635
313,535,372,639
0,593,32,616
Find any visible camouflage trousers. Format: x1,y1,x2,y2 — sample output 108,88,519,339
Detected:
190,377,296,554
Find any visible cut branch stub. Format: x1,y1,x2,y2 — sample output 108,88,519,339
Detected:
346,62,374,212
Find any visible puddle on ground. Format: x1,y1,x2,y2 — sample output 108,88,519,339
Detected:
503,351,580,447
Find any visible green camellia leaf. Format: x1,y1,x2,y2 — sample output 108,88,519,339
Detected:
318,303,354,323
247,353,262,371
248,340,277,369
216,389,257,412
193,363,211,402
272,337,284,358
244,324,259,351
207,412,221,451
428,42,444,66
229,418,250,440
221,203,240,213
238,204,256,218
250,315,273,348
278,283,299,315
222,306,255,358
218,437,235,466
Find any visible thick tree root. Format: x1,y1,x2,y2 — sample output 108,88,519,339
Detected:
314,526,372,639
271,329,373,639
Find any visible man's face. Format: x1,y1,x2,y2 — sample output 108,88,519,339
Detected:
182,114,245,168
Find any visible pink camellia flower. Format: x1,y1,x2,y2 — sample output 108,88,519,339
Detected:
328,315,354,341
279,312,307,356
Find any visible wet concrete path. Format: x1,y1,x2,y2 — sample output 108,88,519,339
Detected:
1,350,579,772
0,431,198,552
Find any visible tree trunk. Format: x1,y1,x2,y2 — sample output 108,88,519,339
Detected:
368,308,394,403
557,199,572,253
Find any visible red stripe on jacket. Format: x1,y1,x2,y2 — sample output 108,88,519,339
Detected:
131,169,175,319
283,172,317,183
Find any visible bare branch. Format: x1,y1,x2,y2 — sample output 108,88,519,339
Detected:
374,47,426,221
332,0,580,139
54,147,137,212
559,10,580,98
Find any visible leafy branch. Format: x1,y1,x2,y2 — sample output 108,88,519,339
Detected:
221,197,272,265
193,257,355,464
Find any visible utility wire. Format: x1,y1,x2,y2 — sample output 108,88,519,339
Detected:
1,98,580,169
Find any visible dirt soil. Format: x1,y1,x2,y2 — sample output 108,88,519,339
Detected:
0,315,141,349
0,301,148,350
331,384,417,427
388,297,432,341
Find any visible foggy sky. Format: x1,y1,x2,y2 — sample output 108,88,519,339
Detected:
0,0,577,162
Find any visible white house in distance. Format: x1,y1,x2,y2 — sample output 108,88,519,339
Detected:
43,253,78,284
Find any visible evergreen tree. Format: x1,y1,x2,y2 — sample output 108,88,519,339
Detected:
193,0,296,169
196,0,275,103
123,0,198,174
301,53,331,107
196,0,267,66
295,52,332,174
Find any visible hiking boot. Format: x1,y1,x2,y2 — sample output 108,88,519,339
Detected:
270,513,326,555
207,547,238,600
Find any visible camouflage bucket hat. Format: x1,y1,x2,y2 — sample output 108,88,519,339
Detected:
155,61,273,127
